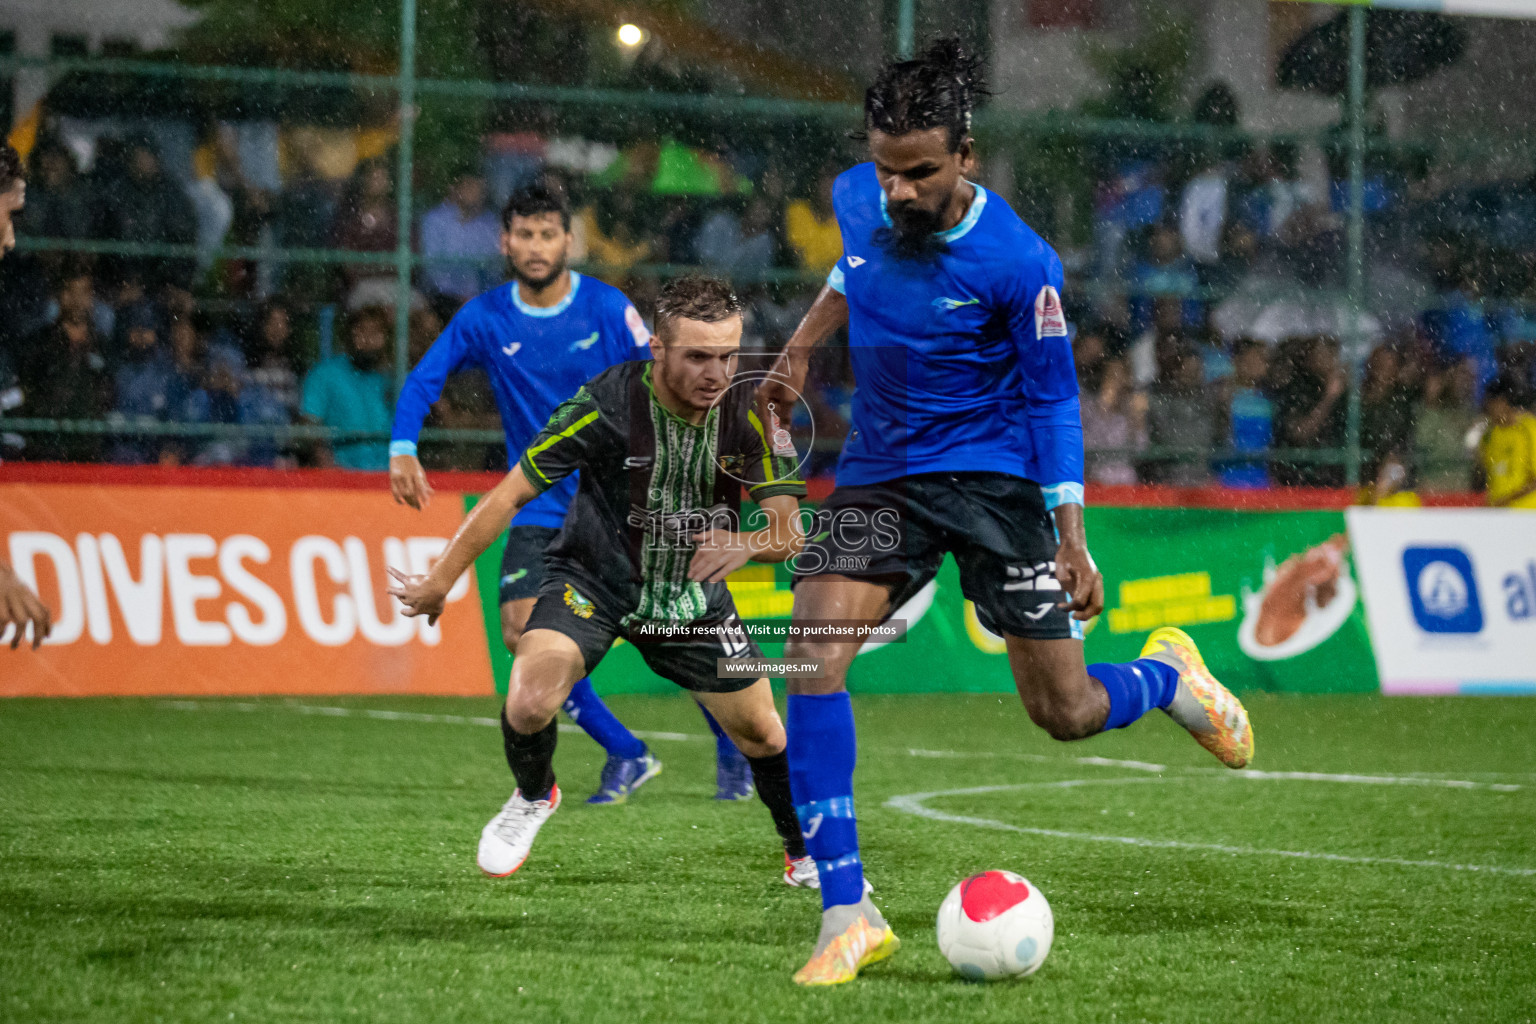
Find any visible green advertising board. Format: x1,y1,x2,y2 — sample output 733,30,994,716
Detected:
468,497,1378,697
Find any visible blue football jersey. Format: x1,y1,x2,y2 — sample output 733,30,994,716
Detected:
391,271,652,527
825,163,1084,509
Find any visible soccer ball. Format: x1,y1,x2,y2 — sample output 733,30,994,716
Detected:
936,870,1054,981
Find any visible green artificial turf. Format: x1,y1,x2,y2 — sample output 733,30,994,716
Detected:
2,692,1534,1023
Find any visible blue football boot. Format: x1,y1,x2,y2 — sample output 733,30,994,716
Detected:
586,749,663,805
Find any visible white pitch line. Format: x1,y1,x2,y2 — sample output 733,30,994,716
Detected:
1237,769,1521,792
906,748,1167,773
158,700,704,742
158,703,1530,787
885,781,1536,878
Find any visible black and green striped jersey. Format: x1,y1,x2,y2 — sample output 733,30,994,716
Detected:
518,361,805,625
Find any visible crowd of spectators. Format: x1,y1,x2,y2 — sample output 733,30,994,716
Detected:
1,101,1534,500
1072,317,1534,500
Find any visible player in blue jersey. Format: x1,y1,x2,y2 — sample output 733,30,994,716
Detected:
390,183,759,811
757,39,1255,984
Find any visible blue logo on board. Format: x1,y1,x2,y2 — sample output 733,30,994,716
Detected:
1403,546,1483,634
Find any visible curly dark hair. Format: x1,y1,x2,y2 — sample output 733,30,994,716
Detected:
654,275,742,341
862,36,989,152
501,180,571,232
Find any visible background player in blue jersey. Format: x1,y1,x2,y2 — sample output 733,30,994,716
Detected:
389,183,754,807
757,39,1255,985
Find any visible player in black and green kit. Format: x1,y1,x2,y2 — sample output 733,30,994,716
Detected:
389,276,820,886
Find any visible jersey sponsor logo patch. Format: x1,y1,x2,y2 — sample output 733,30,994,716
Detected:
1034,285,1068,338
501,341,522,357
570,331,599,351
846,255,866,268
563,583,596,620
625,305,651,346
933,295,981,312
767,408,796,457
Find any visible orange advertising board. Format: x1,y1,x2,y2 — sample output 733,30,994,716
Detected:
0,482,493,697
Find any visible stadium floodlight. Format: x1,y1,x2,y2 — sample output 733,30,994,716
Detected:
617,23,645,47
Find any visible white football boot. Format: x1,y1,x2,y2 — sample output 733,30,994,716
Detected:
477,785,561,877
783,854,874,894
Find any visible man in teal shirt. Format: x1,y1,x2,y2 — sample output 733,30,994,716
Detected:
302,306,394,470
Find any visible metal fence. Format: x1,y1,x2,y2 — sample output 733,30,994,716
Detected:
1,1,1524,490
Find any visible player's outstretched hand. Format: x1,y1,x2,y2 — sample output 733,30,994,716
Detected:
390,454,434,510
1053,539,1104,621
1,562,52,650
386,566,446,625
688,529,752,584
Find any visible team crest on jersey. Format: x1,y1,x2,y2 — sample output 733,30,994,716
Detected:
625,304,652,346
717,454,747,476
767,408,797,457
563,584,595,619
1034,286,1068,338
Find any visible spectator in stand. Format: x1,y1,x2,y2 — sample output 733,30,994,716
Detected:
784,166,841,274
15,266,113,463
1424,256,1497,395
1214,337,1273,488
576,184,653,274
240,300,303,467
301,305,393,470
1179,83,1241,270
1081,353,1147,486
163,314,244,467
420,171,501,305
108,301,173,464
694,195,776,278
1143,342,1215,486
23,139,92,244
1414,360,1479,493
332,159,405,309
275,149,339,300
95,135,197,291
1093,159,1165,280
1273,335,1348,487
1358,345,1420,504
1129,223,1200,339
1478,373,1536,508
1127,297,1184,389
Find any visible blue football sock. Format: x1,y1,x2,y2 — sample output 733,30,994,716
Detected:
787,692,863,910
562,677,646,759
1088,659,1181,731
698,705,743,766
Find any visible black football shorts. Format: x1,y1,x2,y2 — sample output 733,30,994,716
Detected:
791,471,1084,641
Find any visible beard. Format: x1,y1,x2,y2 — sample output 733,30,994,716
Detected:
509,254,567,292
875,195,952,263
348,347,385,373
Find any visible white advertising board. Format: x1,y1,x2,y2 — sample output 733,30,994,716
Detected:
1346,508,1536,694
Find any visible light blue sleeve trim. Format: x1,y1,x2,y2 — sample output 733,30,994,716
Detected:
389,440,418,458
826,264,846,295
1042,482,1085,511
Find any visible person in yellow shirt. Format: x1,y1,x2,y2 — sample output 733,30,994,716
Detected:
784,167,842,274
1480,375,1536,509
